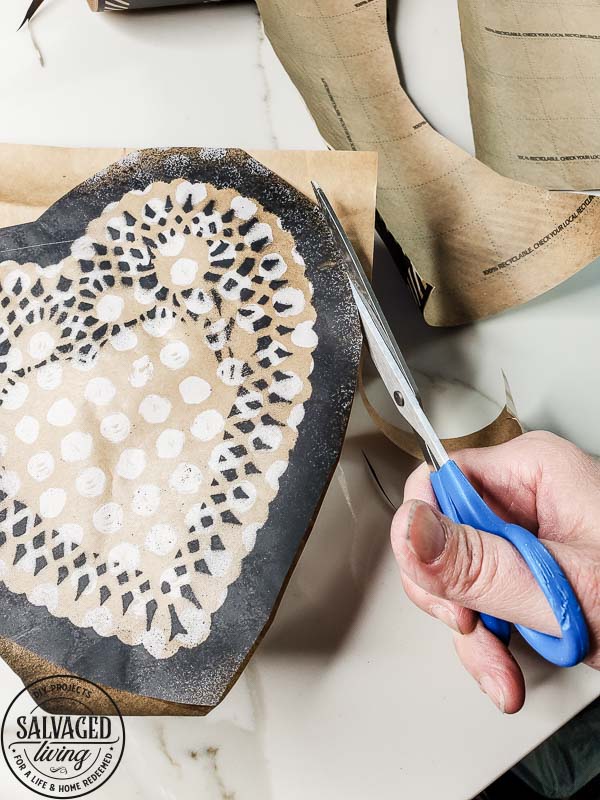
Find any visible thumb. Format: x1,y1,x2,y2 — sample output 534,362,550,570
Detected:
391,500,561,636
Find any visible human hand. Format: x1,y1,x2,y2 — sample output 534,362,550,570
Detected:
391,431,600,714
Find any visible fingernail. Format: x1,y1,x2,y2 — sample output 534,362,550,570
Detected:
407,503,446,563
431,604,461,633
479,676,506,713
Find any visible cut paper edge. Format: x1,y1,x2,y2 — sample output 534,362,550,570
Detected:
359,365,523,460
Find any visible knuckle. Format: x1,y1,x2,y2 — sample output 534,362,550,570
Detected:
519,430,570,462
443,525,498,603
518,430,597,487
521,430,583,465
520,430,561,446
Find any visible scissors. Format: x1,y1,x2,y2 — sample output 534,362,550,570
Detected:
312,181,589,667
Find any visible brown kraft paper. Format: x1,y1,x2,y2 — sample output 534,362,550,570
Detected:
0,144,377,273
257,0,600,326
458,0,600,191
0,146,376,714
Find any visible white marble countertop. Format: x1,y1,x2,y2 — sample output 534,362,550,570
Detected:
1,1,600,799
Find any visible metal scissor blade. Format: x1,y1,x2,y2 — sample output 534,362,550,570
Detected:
311,182,420,399
350,283,448,469
311,182,376,306
312,181,448,469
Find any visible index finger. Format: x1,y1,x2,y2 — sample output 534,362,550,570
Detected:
404,432,555,534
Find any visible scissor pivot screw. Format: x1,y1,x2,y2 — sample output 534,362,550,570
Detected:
393,391,404,407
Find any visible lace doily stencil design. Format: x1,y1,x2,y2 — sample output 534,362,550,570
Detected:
0,149,360,706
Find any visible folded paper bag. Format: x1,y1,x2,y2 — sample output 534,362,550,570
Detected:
257,0,600,326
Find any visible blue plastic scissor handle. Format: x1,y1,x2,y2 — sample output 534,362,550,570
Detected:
429,460,589,667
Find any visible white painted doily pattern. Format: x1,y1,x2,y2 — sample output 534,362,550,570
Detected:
0,180,317,659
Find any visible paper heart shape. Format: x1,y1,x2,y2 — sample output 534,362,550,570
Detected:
0,148,360,706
